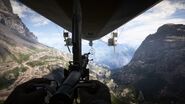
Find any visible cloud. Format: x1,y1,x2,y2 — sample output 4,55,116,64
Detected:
101,0,185,48
30,14,50,26
32,31,71,52
10,0,50,26
10,0,33,17
134,0,185,22
33,31,64,45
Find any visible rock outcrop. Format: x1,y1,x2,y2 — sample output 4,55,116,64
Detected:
112,24,185,104
0,0,40,63
0,0,37,43
0,0,12,13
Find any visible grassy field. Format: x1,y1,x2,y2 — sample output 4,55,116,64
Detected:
0,66,27,90
26,60,47,67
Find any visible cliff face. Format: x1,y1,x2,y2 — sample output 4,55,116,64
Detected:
0,0,37,43
0,0,39,63
0,0,12,13
0,0,71,100
112,24,185,103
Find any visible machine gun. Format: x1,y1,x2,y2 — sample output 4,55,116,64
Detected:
44,53,91,104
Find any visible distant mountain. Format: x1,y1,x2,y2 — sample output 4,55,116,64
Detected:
83,40,135,69
112,24,185,104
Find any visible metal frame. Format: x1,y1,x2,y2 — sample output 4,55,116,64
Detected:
72,0,82,69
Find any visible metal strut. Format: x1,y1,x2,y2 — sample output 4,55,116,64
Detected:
72,0,82,69
53,0,83,100
45,1,91,103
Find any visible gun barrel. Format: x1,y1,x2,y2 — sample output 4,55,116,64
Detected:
56,70,81,98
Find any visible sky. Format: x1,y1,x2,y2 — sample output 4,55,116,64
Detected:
10,0,185,52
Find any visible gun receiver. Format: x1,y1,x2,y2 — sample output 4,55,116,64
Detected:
44,53,90,104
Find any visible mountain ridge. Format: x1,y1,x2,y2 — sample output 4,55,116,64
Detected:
112,23,185,104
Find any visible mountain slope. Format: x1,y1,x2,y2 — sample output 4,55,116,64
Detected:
112,24,185,104
0,0,71,100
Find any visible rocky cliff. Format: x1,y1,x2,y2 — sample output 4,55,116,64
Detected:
0,0,40,63
0,0,12,13
0,0,37,43
0,0,71,100
112,24,185,104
